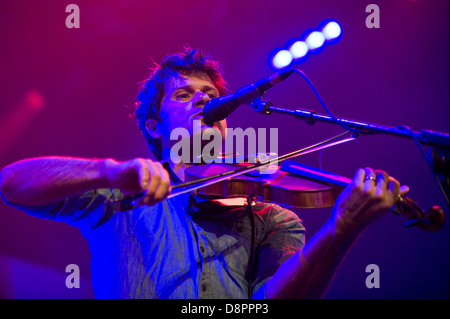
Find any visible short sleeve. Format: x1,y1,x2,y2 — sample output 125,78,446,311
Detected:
1,188,121,230
251,204,305,298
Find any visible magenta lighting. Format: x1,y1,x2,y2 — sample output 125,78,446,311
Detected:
269,20,342,70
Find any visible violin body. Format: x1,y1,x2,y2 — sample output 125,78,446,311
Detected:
185,161,350,209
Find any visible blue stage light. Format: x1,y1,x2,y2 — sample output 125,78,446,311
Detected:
305,31,325,50
269,19,342,70
289,41,308,59
321,20,342,41
271,49,293,69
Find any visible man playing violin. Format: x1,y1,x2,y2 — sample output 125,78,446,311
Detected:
0,47,409,299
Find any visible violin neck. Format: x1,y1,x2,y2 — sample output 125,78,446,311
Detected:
280,160,351,187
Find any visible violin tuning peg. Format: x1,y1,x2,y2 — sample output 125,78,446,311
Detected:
423,206,446,232
403,206,446,232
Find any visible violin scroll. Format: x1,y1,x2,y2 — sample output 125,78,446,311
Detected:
392,196,445,232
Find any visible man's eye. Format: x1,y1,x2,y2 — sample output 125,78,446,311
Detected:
177,94,190,100
208,94,216,99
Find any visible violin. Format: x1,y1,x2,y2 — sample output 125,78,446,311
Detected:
113,132,446,232
113,156,445,232
184,159,349,209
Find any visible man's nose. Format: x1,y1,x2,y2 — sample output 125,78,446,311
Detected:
193,91,210,107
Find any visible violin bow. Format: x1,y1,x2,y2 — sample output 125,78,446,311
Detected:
111,130,356,210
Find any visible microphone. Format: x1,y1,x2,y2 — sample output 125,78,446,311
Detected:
203,68,294,125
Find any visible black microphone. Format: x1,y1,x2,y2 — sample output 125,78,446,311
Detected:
203,68,294,125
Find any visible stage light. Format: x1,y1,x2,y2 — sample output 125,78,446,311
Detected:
0,89,45,157
271,49,293,69
305,31,325,50
268,19,342,70
289,41,308,59
321,20,342,40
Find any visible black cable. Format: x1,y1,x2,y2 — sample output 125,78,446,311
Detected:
291,68,360,134
397,126,449,205
246,195,257,299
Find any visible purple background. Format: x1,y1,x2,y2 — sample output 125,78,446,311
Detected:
0,0,448,299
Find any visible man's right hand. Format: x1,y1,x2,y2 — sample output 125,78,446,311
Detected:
105,158,172,207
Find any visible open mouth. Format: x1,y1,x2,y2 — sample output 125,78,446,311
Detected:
189,108,203,118
190,110,207,125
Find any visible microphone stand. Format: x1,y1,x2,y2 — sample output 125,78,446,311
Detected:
250,98,449,205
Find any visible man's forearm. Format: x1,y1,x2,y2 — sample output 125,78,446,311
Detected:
0,156,113,206
265,219,359,299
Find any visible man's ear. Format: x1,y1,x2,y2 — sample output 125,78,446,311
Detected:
145,119,161,139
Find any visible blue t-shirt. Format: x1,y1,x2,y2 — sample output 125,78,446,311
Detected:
2,189,305,299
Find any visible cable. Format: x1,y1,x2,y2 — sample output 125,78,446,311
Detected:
291,68,360,134
290,68,360,170
246,195,257,299
397,126,449,205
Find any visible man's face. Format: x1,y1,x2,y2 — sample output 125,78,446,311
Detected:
153,72,227,159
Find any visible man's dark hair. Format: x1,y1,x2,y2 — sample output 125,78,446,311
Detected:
134,47,227,161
